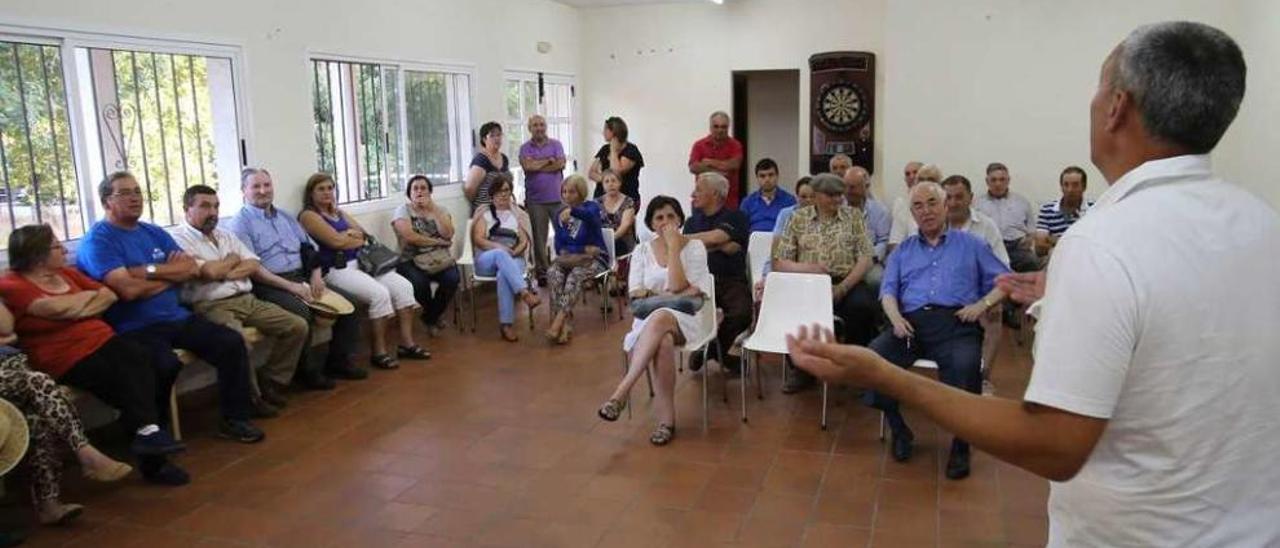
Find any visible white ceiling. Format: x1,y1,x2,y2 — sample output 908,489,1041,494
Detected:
553,0,710,7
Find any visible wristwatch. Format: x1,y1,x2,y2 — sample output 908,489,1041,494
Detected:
144,264,157,279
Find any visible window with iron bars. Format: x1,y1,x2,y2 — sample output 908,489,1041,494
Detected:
311,58,472,205
0,31,245,249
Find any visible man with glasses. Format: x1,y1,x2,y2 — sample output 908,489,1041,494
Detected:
75,171,265,444
688,111,745,209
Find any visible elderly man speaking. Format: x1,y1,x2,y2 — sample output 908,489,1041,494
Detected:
786,21,1280,547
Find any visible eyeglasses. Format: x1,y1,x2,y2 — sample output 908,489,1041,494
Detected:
111,189,145,198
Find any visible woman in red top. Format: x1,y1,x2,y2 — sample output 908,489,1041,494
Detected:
0,225,187,485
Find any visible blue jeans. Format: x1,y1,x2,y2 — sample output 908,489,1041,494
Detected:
475,249,529,325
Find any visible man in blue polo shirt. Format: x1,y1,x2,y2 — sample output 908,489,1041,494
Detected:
740,158,796,232
866,181,1008,479
77,171,264,450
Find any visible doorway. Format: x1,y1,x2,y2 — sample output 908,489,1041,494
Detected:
731,70,801,196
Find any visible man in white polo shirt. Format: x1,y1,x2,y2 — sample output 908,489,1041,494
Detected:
171,185,308,418
786,21,1280,547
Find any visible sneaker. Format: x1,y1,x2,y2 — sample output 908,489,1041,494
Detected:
218,419,265,444
130,429,185,456
295,370,336,391
326,363,370,380
140,460,191,486
250,397,280,419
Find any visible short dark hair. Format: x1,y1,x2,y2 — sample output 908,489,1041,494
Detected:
1114,22,1245,154
985,162,1008,175
604,116,629,141
941,175,972,193
7,224,55,272
302,172,336,212
405,175,433,199
99,171,136,205
479,121,502,142
183,184,218,209
644,195,685,231
1059,166,1088,188
794,176,813,191
754,158,779,175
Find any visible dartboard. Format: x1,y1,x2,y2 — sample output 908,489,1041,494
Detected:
817,82,868,133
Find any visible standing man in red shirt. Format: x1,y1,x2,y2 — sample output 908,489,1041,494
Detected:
688,111,745,208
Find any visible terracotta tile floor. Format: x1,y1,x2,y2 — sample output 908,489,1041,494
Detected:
6,292,1048,547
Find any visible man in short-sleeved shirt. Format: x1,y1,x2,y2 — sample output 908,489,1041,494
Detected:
172,185,308,417
78,171,263,443
1034,166,1093,257
739,158,795,232
688,111,745,208
518,115,566,282
683,172,750,372
974,163,1038,271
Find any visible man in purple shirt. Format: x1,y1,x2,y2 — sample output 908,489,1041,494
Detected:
519,114,567,285
869,182,1009,479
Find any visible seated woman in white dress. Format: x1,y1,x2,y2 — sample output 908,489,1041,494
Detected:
596,196,711,446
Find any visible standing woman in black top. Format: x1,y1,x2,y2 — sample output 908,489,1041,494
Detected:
464,121,511,210
588,116,644,205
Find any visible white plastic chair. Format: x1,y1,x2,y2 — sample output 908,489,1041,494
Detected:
747,232,774,287
740,272,835,428
676,274,726,432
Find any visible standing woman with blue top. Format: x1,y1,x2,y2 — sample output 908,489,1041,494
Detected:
471,175,541,342
298,173,429,369
545,175,608,344
463,121,510,211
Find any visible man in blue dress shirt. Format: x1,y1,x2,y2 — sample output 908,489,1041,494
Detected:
739,158,796,232
868,182,1009,479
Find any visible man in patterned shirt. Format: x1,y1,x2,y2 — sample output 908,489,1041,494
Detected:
772,173,877,393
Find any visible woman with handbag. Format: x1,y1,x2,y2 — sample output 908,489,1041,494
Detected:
471,175,541,342
299,173,429,370
545,175,608,345
392,175,460,337
596,196,711,446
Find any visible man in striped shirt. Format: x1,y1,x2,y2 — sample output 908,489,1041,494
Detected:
1034,166,1094,256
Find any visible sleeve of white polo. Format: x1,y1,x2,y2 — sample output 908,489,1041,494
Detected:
1023,235,1138,419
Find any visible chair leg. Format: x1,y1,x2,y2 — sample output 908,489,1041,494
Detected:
620,351,633,420
755,351,765,401
717,341,729,405
469,281,478,333
169,386,182,441
740,350,749,423
701,347,709,433
820,382,829,430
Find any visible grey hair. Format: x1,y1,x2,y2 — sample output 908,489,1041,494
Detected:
911,181,946,202
916,164,943,183
99,171,135,205
1113,21,1245,153
709,111,730,123
240,167,271,188
696,172,729,200
810,173,845,196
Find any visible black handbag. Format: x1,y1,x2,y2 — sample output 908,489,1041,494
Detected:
356,236,401,277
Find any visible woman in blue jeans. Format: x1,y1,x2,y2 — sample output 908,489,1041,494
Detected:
392,175,461,337
469,175,541,341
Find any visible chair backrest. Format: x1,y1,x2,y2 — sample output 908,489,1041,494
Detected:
747,231,774,285
684,273,718,349
458,218,475,265
602,227,617,269
747,272,833,354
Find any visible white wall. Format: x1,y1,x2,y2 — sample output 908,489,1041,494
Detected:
579,0,886,212
1215,0,1280,208
879,0,1253,208
743,70,800,194
1,0,582,245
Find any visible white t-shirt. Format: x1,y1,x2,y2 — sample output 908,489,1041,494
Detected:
170,223,259,303
1025,154,1280,547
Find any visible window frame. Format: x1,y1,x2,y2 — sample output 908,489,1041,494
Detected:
0,22,254,238
307,51,476,211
